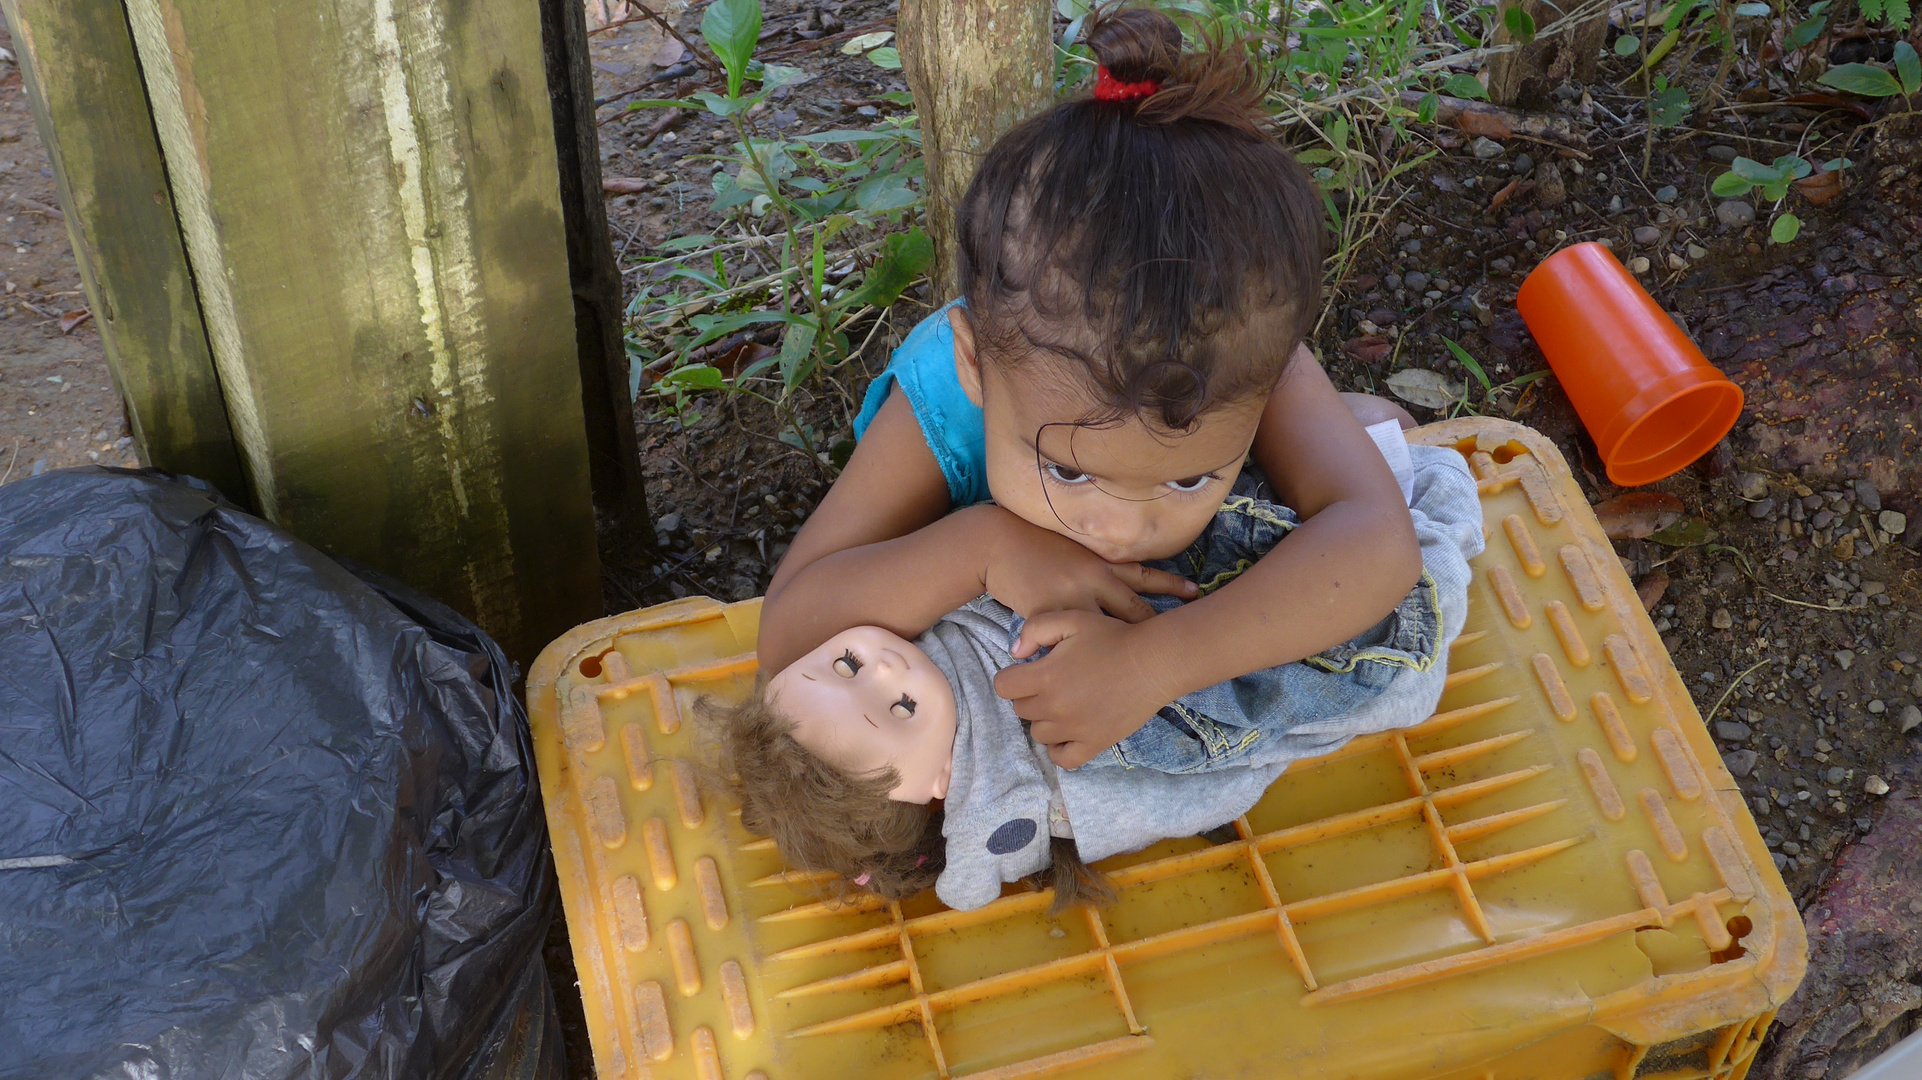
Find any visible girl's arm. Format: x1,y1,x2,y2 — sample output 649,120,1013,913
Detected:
759,390,1198,675
999,349,1424,767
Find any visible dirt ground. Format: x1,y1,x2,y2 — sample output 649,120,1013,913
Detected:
5,3,1919,1076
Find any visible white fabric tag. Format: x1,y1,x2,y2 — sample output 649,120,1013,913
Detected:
1366,419,1417,506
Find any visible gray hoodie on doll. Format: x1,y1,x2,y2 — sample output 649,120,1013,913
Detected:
919,444,1483,911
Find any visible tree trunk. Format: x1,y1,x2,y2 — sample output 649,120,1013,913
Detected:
1486,0,1608,109
897,0,1054,303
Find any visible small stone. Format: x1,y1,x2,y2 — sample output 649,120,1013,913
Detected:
1813,508,1835,529
1633,225,1663,245
1747,497,1776,519
1471,136,1504,159
1627,256,1650,274
1608,195,1624,215
1713,720,1752,741
1816,739,1833,753
1394,221,1415,239
1716,200,1756,227
1512,153,1534,173
1707,145,1739,163
1654,185,1679,203
1826,766,1846,784
1853,480,1881,511
1724,749,1758,778
1880,510,1906,535
1666,252,1689,271
1900,704,1922,733
1736,472,1769,499
657,512,682,534
1712,608,1733,629
1834,649,1854,671
1868,699,1885,714
1866,775,1890,796
1403,271,1431,292
1687,243,1709,260
1711,561,1740,586
1534,162,1566,206
1782,840,1801,856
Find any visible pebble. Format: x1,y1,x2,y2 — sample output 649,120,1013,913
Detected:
1835,649,1854,671
657,512,683,534
1535,162,1566,206
1813,509,1834,529
1712,608,1733,629
1724,749,1758,778
1394,221,1415,239
1666,252,1689,271
1901,705,1922,733
1736,472,1769,499
1747,497,1775,519
1868,699,1885,714
1825,766,1846,785
1711,561,1740,586
1866,775,1891,796
1654,185,1678,203
1607,195,1624,214
1687,243,1709,260
1708,145,1739,163
1853,480,1881,511
1633,225,1663,245
1627,255,1650,274
1880,510,1906,535
1403,271,1431,292
1716,200,1756,226
1713,720,1752,742
1471,136,1504,159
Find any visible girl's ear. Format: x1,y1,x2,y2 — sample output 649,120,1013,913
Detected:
950,307,984,407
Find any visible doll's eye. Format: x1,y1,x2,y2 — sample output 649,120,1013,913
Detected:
833,649,862,678
1165,473,1218,493
890,694,917,719
1043,462,1092,485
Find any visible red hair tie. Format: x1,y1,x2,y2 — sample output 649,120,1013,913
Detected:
1093,65,1161,102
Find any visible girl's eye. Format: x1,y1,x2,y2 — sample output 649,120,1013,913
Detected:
1043,462,1092,485
1165,473,1218,493
832,649,862,678
889,694,917,719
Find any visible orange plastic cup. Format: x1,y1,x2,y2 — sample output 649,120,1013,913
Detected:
1515,242,1743,486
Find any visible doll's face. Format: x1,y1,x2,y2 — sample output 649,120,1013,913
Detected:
767,626,958,804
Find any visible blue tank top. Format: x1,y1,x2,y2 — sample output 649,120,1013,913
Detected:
852,299,991,506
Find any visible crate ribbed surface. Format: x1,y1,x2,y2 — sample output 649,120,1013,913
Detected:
527,417,1805,1080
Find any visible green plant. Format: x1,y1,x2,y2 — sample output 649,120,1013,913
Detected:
622,0,932,466
1710,153,1823,243
1819,41,1921,97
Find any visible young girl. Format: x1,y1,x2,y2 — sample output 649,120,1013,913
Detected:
708,447,1481,912
757,8,1425,776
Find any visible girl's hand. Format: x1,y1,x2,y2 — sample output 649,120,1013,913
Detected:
995,609,1168,768
982,513,1197,625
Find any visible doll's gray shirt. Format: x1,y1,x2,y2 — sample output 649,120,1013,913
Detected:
921,444,1482,911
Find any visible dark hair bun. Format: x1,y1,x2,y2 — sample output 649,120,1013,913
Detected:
1083,7,1183,85
1080,5,1268,132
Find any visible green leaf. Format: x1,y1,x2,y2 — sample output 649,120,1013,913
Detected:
1650,86,1692,128
866,46,902,70
700,0,762,98
659,364,726,391
1786,13,1827,49
690,90,753,117
841,30,894,54
810,230,827,299
1502,4,1536,43
1733,2,1771,13
1710,171,1754,196
1647,518,1717,547
1442,72,1488,100
846,227,933,308
1760,179,1791,201
1730,156,1785,183
1615,34,1642,55
757,63,809,92
1416,91,1439,123
1441,337,1491,389
852,172,919,213
797,129,908,145
1817,62,1902,97
1822,157,1854,171
778,320,819,389
1771,212,1802,244
1896,42,1921,95
623,97,697,111
657,234,717,253
1774,154,1812,180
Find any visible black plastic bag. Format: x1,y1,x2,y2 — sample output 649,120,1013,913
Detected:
0,468,563,1080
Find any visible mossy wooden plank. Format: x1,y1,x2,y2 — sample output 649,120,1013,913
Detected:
0,0,247,503
122,0,600,662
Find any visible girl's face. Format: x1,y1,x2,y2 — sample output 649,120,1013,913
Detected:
768,626,958,804
953,309,1266,565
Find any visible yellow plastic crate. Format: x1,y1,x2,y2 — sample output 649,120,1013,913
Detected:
527,417,1805,1080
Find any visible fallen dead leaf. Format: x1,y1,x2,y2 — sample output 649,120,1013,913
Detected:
1457,110,1514,140
1594,491,1685,540
651,38,689,68
1793,168,1845,206
1385,368,1463,411
1488,176,1534,212
58,309,92,334
1636,567,1670,612
1343,335,1392,364
603,176,650,195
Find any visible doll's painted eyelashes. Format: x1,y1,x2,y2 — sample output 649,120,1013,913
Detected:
833,649,862,677
890,694,916,719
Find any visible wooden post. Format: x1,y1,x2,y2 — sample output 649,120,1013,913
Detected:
0,0,249,503
4,0,607,663
539,0,651,538
1486,0,1608,108
897,0,1054,303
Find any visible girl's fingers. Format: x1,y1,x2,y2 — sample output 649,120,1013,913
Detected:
1125,565,1199,599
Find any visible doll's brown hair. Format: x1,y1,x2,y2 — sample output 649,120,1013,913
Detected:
699,690,1115,915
